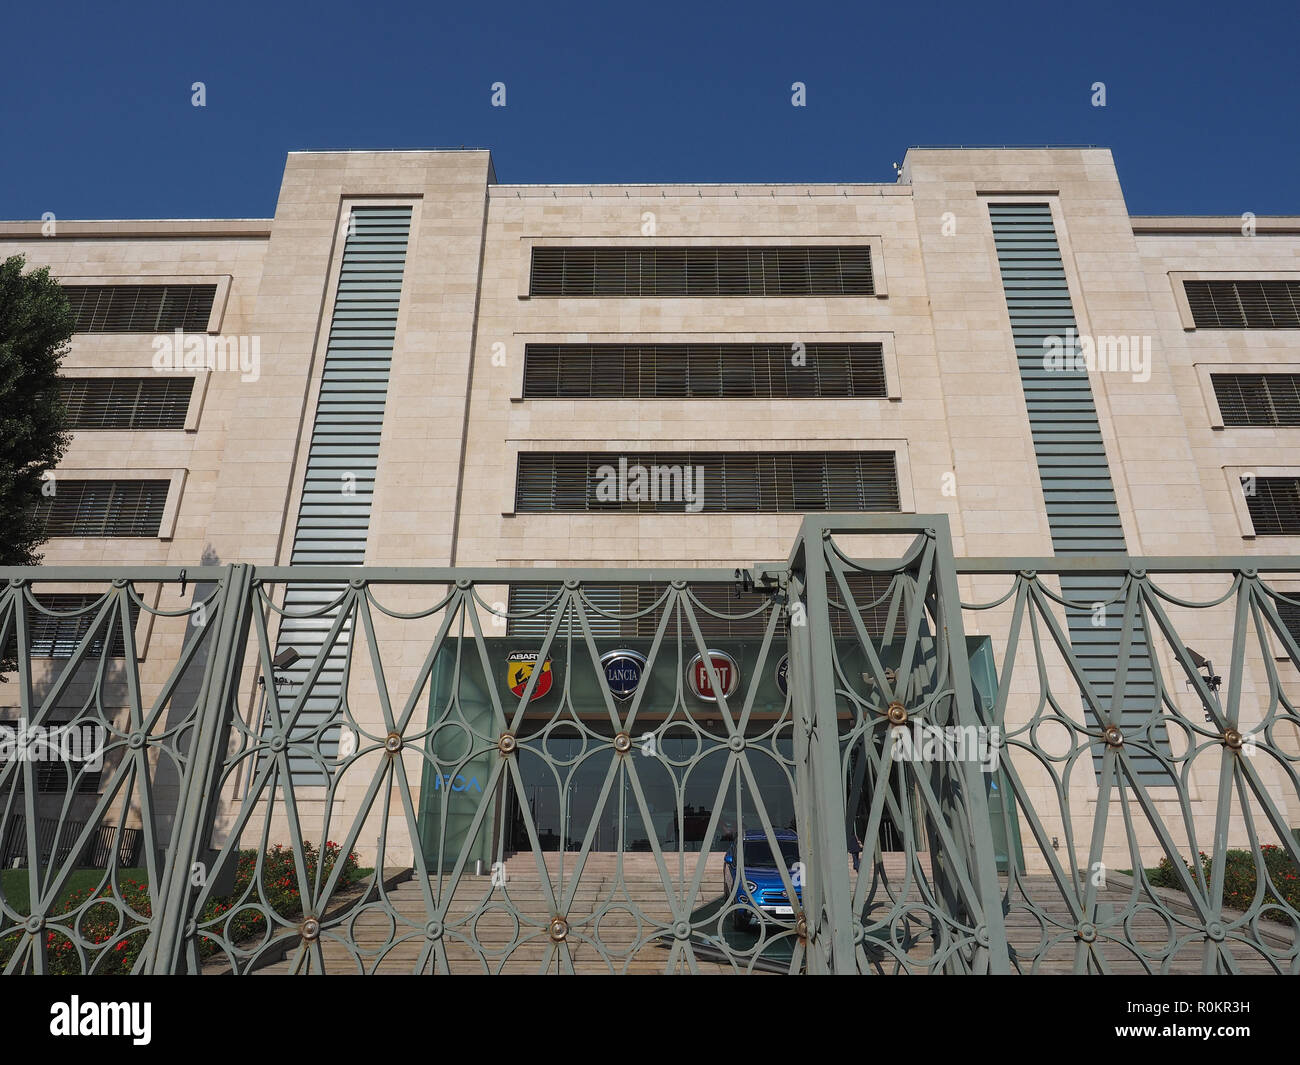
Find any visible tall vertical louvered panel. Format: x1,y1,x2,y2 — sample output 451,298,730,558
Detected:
989,203,1169,784
273,207,412,786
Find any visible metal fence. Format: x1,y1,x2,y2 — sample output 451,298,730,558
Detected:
1,515,1297,974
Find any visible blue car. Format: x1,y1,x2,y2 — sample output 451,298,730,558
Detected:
722,830,802,928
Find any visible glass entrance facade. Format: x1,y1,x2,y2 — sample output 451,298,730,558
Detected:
416,634,967,868
500,730,800,853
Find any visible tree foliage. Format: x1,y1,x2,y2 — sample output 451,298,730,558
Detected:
0,254,72,566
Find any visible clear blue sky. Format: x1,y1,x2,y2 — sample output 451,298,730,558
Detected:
1,0,1296,219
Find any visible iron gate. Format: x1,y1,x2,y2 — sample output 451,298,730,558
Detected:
1,515,1298,973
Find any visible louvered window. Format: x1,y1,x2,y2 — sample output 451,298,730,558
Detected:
1244,476,1300,535
991,202,1170,786
34,480,169,537
62,284,217,333
34,736,104,793
529,247,873,296
58,377,193,429
1185,280,1300,328
507,576,894,639
1276,597,1300,648
515,451,899,513
276,206,414,789
1211,374,1300,426
522,343,886,398
5,593,141,658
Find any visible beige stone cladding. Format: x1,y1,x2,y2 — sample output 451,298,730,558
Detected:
0,220,270,836
461,180,940,576
906,149,1299,869
2,150,1297,873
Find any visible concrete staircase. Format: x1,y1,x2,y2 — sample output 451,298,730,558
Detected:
253,850,747,974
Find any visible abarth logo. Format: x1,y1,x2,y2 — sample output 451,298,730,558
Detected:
507,651,553,701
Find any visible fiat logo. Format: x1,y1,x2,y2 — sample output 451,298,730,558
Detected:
686,650,740,702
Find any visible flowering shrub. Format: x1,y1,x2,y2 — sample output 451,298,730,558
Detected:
0,840,361,975
1149,844,1300,914
197,841,361,961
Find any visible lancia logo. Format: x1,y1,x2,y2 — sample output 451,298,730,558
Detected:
507,651,553,701
600,649,647,701
686,650,740,702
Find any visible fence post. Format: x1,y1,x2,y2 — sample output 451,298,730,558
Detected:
787,524,857,973
926,521,1012,973
144,564,254,973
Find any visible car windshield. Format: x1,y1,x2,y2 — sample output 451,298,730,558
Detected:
742,840,800,869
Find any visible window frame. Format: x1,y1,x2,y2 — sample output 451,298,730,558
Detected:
518,236,888,300
508,447,910,515
32,470,187,540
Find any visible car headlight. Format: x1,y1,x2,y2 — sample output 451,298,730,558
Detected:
744,881,757,893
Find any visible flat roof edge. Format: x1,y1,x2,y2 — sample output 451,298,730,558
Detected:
490,182,907,196
287,148,491,153
1132,215,1300,234
0,219,273,238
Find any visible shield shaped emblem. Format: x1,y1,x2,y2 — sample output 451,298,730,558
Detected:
507,651,553,700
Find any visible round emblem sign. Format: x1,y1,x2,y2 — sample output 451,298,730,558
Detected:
686,650,740,702
507,651,553,701
775,654,789,698
600,649,647,701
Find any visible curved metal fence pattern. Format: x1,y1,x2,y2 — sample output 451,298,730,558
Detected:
0,515,1297,974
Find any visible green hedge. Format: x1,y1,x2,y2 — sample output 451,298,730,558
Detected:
1148,844,1300,914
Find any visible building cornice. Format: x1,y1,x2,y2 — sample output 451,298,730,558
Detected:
1131,215,1300,235
0,219,272,239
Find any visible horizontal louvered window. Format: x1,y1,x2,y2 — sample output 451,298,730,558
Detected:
62,284,217,333
515,451,899,513
1244,476,1300,535
1211,373,1300,427
34,480,169,537
507,575,894,639
34,745,104,793
1277,597,1300,647
522,343,886,398
58,377,194,429
5,593,141,658
1185,280,1300,328
529,246,873,297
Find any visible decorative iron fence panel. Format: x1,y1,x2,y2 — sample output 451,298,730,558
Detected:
0,515,1297,974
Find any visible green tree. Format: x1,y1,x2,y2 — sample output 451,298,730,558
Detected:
0,254,72,566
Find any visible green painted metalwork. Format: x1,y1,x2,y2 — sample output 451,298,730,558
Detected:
0,515,1297,973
